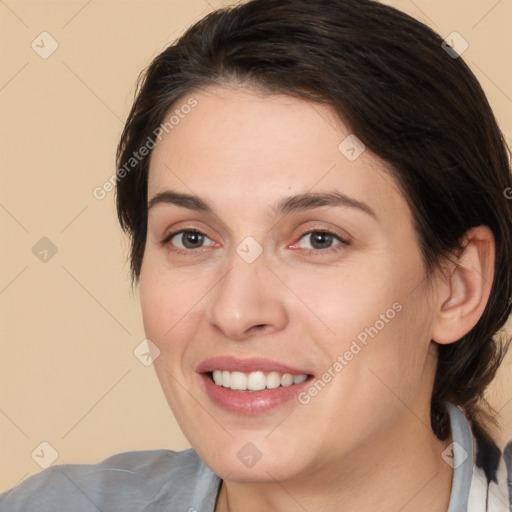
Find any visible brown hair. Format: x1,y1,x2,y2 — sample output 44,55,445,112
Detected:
115,0,512,439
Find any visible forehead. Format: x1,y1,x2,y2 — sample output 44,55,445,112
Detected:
147,86,404,222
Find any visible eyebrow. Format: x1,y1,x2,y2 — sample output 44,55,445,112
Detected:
147,190,377,219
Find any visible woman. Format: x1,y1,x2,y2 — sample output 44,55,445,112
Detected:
1,0,511,510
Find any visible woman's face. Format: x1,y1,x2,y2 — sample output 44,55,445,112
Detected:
140,85,441,482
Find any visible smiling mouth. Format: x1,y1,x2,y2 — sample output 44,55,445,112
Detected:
207,370,312,392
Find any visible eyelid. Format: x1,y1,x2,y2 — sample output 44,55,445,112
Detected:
292,222,351,245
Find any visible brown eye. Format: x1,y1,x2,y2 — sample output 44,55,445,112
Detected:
297,231,346,251
161,229,214,253
173,231,206,249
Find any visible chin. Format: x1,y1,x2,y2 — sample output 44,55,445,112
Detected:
191,433,310,483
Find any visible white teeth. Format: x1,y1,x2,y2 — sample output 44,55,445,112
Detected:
293,374,307,384
247,371,266,391
266,371,281,389
280,373,294,387
210,370,309,391
213,370,223,385
230,371,247,390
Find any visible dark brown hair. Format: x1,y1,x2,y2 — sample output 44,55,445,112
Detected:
115,0,512,439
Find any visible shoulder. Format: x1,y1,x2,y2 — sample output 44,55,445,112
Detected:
468,433,512,512
447,403,511,512
0,448,220,512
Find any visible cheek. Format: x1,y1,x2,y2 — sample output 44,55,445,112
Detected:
138,260,203,352
336,284,435,416
284,259,418,351
298,258,433,392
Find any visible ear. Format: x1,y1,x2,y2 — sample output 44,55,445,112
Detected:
431,226,495,345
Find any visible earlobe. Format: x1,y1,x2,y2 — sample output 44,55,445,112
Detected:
432,226,495,345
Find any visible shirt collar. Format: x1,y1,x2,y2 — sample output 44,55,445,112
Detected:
446,402,475,512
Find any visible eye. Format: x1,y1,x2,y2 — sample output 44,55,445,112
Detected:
160,229,215,253
294,230,349,254
160,228,349,256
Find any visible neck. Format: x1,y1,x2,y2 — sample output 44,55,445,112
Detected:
215,413,454,512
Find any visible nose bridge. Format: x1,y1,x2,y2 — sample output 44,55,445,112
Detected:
206,243,287,339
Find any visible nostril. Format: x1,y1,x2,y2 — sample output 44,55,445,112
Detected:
253,324,269,332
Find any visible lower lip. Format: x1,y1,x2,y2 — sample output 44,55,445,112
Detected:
199,373,312,415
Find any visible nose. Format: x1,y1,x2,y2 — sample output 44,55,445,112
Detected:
206,252,288,341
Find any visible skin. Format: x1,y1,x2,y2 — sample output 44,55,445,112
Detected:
139,85,495,511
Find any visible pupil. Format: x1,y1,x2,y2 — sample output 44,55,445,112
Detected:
184,232,204,248
312,232,332,249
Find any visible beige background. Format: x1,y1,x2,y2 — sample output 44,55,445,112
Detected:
0,0,511,492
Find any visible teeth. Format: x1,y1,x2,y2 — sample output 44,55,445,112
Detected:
247,371,266,391
213,371,223,386
281,373,294,387
211,370,309,391
230,371,247,390
266,371,281,389
293,374,307,384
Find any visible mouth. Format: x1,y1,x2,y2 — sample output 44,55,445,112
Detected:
196,357,315,415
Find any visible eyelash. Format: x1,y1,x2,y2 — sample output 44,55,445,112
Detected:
160,228,350,257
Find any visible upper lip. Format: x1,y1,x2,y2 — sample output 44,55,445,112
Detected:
196,356,313,376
